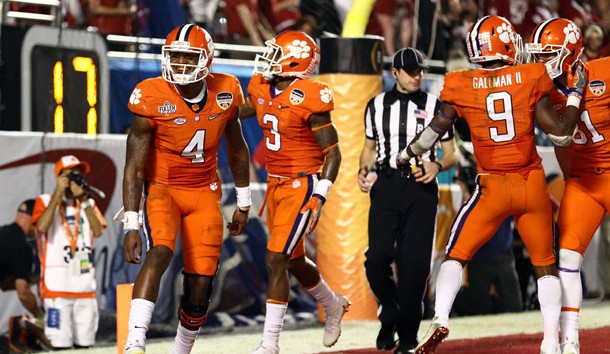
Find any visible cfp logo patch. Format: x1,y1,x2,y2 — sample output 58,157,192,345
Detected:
589,80,606,96
158,101,177,114
290,89,305,105
216,92,234,110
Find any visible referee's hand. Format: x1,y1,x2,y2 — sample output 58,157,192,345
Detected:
358,166,377,192
413,157,440,184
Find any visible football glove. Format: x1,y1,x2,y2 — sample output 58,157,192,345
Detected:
300,194,325,234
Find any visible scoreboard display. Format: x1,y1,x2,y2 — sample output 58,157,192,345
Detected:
20,26,109,134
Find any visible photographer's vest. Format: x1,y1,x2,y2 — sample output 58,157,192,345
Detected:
35,194,97,299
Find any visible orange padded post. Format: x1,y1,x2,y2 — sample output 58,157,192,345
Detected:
116,283,133,354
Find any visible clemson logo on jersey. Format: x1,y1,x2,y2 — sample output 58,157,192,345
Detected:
129,88,142,105
216,92,234,110
320,87,333,104
290,89,305,105
158,101,177,115
589,80,605,96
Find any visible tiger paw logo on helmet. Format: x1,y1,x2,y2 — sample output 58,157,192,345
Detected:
129,88,142,105
287,40,312,59
564,23,581,44
320,87,333,104
496,23,515,44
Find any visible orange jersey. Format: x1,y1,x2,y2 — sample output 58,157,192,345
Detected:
246,73,334,177
441,63,554,175
567,57,610,174
128,73,244,187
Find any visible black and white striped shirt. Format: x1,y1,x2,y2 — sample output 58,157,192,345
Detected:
364,87,452,169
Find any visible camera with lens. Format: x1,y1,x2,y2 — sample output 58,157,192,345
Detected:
68,171,87,187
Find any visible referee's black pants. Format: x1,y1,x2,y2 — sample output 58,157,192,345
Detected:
364,170,438,348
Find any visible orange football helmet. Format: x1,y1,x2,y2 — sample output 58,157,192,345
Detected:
526,18,583,79
162,24,214,84
254,30,320,80
466,15,523,65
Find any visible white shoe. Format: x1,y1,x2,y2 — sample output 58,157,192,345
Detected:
322,293,351,347
250,339,279,354
124,338,146,354
540,341,560,354
415,318,449,354
561,341,580,354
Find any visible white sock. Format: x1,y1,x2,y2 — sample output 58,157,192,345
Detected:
262,302,288,345
307,277,336,309
538,275,561,348
433,260,463,327
127,298,155,345
171,323,200,354
558,249,583,343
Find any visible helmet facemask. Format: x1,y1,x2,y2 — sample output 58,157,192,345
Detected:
254,39,284,80
162,42,210,85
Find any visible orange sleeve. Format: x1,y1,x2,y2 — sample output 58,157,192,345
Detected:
127,78,160,117
31,196,47,224
529,64,555,101
300,81,334,118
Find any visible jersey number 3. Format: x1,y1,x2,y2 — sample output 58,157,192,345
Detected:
486,92,516,143
181,130,206,163
263,114,281,151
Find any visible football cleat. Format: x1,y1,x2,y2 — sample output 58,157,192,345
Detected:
561,340,580,354
124,338,146,354
250,339,279,354
540,341,561,354
415,319,449,354
322,294,351,347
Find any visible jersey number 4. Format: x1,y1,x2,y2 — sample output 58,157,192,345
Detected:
181,130,206,163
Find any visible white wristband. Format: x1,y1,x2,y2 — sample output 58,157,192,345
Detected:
566,95,581,109
236,186,251,208
124,211,139,231
314,179,333,199
80,200,92,209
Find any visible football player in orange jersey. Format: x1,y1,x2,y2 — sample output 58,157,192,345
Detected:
120,24,251,354
529,18,610,354
239,30,350,354
396,16,586,354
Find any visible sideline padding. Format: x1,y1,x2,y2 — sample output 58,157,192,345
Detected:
315,36,384,321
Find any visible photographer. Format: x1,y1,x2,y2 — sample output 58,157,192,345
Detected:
32,155,106,349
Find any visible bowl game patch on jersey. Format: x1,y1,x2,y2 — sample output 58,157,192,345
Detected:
290,89,305,105
216,92,234,110
589,80,605,96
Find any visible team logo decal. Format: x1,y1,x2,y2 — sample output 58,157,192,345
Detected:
216,92,234,110
210,181,218,191
320,87,333,103
290,89,305,105
173,117,187,125
292,180,301,188
158,101,177,114
257,98,265,105
129,88,142,105
589,80,606,96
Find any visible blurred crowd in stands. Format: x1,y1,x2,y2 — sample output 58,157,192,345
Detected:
5,0,610,63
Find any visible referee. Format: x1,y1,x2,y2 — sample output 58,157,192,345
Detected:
357,47,457,354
